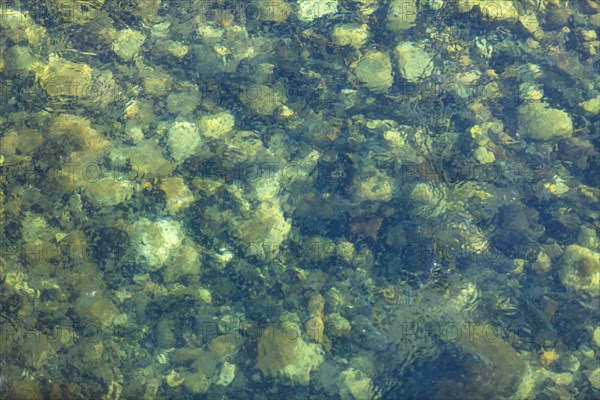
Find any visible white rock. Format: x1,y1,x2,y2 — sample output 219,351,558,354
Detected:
132,218,183,270
167,121,201,162
215,362,236,386
198,111,235,140
479,0,518,22
113,29,145,61
297,0,338,22
394,42,434,83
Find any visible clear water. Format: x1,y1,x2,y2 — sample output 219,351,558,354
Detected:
0,1,599,399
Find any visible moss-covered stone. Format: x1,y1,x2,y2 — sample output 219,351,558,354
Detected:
353,51,393,93
559,244,600,298
256,322,324,384
517,102,573,141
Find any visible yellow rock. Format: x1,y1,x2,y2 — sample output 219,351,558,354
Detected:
74,289,119,328
0,9,46,47
50,114,110,150
0,130,20,155
131,218,184,270
239,201,291,259
165,370,184,387
479,0,518,22
387,0,417,32
130,141,176,179
142,69,172,97
163,244,200,282
53,151,105,194
543,176,569,196
166,41,188,58
0,128,44,155
308,293,325,317
531,251,552,274
192,177,224,195
475,146,495,164
306,315,325,343
539,348,560,368
336,241,355,263
519,13,544,39
469,125,489,145
209,334,242,363
183,370,210,394
198,287,212,304
580,96,600,115
518,102,573,141
552,372,573,386
198,111,235,140
36,56,93,98
113,29,145,61
383,129,405,148
332,23,370,49
457,0,480,12
160,177,195,214
9,380,43,400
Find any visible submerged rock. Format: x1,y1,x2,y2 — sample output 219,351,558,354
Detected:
239,84,287,116
167,121,202,162
112,28,145,61
74,288,120,328
478,0,518,22
198,111,235,140
559,244,600,298
339,367,378,400
256,322,324,384
34,56,93,97
580,95,600,115
256,0,292,23
517,102,573,141
50,114,110,150
131,218,184,270
353,51,393,93
437,324,530,399
387,0,417,32
239,200,291,259
332,23,370,49
9,379,43,400
297,0,338,22
394,42,433,83
85,177,136,208
160,177,195,214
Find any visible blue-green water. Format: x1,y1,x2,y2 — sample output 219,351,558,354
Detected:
1,1,599,399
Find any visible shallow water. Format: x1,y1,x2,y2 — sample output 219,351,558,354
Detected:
1,1,599,399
